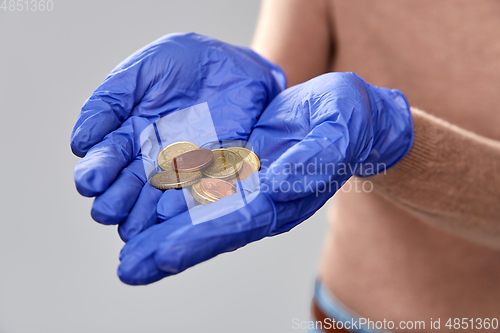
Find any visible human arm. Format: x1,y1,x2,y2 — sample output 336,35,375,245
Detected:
368,108,500,249
251,0,333,86
252,0,500,250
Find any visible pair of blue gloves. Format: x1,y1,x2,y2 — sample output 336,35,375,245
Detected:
71,33,413,285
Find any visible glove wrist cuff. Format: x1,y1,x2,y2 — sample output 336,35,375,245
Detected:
355,83,414,177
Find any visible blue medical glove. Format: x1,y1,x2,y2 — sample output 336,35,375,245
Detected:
117,72,414,285
70,33,286,241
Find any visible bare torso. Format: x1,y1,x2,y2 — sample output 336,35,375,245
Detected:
320,0,500,329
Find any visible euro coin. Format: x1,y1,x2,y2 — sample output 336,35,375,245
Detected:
203,149,243,179
172,148,214,172
224,161,254,183
199,178,237,200
149,170,201,190
191,181,216,206
227,147,260,172
158,141,199,171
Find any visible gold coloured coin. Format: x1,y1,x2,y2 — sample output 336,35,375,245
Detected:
149,170,201,190
191,181,216,206
157,141,199,171
224,161,254,183
227,147,260,172
203,149,243,179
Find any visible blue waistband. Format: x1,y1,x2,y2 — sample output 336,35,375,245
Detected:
310,280,389,333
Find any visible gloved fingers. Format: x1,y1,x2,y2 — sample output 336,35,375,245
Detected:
117,228,171,285
157,189,189,223
117,211,193,285
90,159,146,225
118,187,191,242
118,191,276,285
117,254,170,286
260,121,353,202
70,58,153,157
118,183,163,242
73,116,150,197
153,191,276,275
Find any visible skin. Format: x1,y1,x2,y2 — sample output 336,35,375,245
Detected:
252,0,500,331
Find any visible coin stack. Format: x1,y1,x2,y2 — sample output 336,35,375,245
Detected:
149,141,261,205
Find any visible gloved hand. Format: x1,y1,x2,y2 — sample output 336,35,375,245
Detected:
70,32,286,241
117,72,414,285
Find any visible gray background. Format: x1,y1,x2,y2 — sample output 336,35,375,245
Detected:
0,1,329,332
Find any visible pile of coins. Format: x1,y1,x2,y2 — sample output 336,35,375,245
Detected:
149,141,260,205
